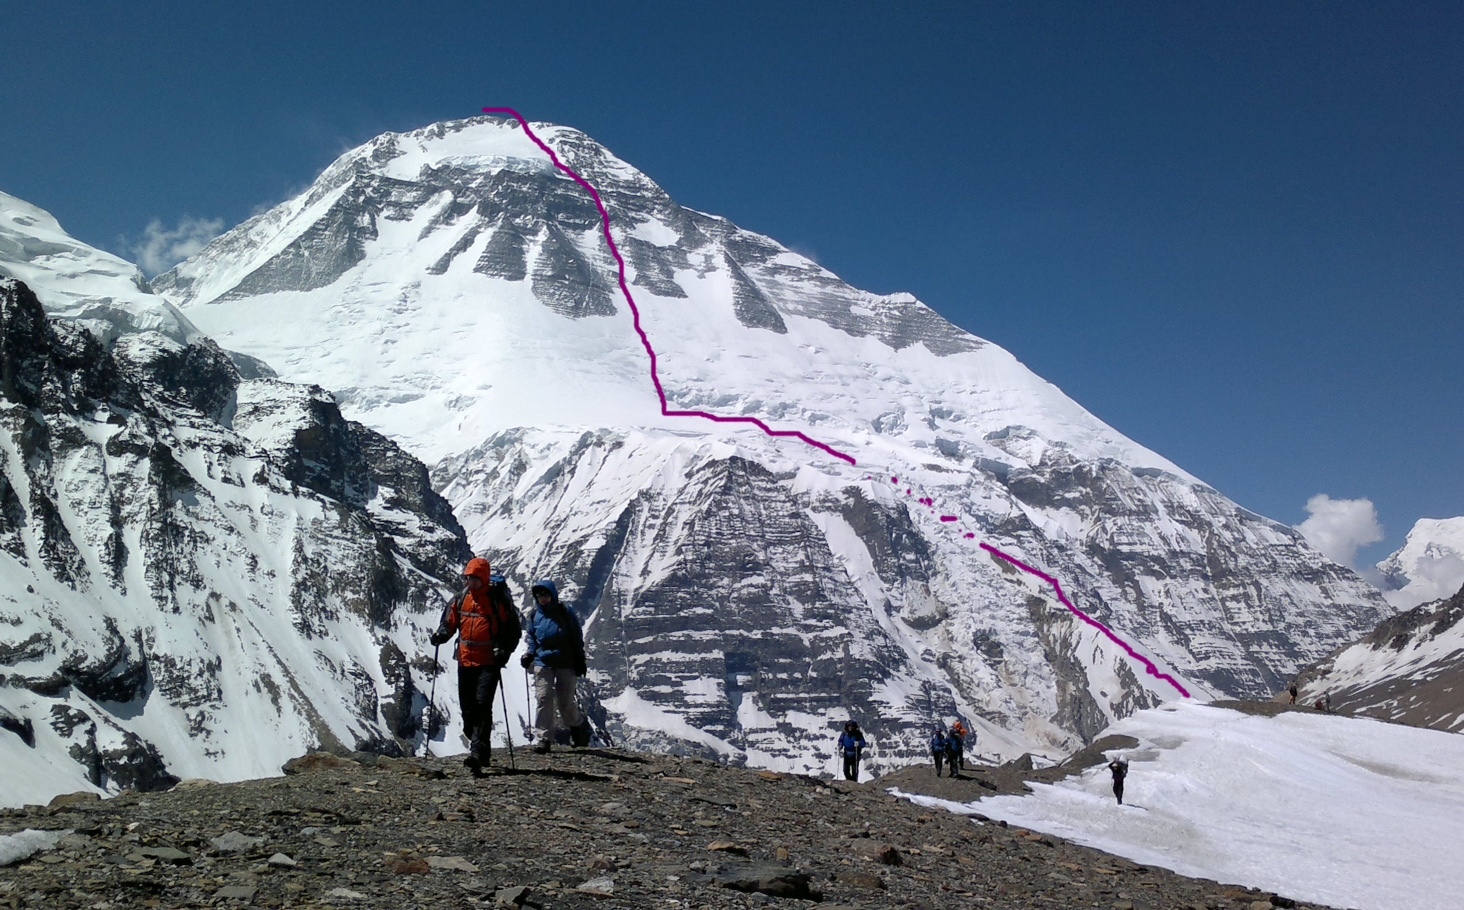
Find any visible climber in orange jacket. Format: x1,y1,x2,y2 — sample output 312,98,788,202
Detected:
430,557,522,771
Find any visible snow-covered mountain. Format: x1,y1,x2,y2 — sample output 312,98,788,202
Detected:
0,191,473,806
1295,582,1464,731
1375,517,1464,609
149,114,1393,771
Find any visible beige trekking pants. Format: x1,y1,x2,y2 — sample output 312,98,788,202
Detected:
531,665,582,740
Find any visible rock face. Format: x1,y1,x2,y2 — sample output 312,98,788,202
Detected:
0,276,470,804
150,115,1393,772
1295,583,1464,731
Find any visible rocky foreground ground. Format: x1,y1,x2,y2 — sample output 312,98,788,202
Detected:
0,743,1335,910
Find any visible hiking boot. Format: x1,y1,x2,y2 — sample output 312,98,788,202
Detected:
570,718,592,748
463,755,482,774
533,739,552,754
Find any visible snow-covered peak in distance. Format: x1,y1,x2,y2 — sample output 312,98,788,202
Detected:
155,116,1192,479
0,191,201,347
1375,517,1464,608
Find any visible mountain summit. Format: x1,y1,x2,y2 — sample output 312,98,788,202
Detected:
154,115,1389,769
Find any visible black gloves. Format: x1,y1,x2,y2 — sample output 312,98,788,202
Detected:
574,659,588,678
520,652,534,669
429,629,450,647
493,648,512,668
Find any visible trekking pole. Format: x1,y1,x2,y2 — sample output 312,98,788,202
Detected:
498,671,516,770
422,644,440,758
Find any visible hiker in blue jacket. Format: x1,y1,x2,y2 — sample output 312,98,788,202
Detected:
519,580,591,753
837,720,866,781
944,724,965,777
930,727,948,776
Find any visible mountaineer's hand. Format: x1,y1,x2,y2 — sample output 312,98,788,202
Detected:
520,652,534,669
429,630,450,647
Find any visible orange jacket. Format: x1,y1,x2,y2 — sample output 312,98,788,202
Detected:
437,558,522,668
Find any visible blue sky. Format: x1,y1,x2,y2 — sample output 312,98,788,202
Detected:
4,1,1460,565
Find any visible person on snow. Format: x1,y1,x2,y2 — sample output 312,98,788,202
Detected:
520,580,591,753
1108,756,1129,805
944,724,965,777
930,727,948,777
429,557,522,772
1288,683,1298,705
837,720,866,782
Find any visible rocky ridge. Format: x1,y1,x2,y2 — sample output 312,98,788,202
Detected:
0,275,470,799
1293,583,1464,732
0,745,1330,910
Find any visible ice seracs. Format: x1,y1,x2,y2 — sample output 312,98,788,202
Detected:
0,191,201,347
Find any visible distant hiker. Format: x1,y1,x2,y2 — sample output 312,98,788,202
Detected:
520,580,591,753
837,721,866,781
930,727,948,776
1322,691,1333,714
430,557,522,772
945,725,965,777
1108,756,1129,805
1288,684,1298,705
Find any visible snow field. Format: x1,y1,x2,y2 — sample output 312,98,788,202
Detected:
902,702,1464,910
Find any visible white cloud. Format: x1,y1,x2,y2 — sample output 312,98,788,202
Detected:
1297,494,1384,570
125,215,224,276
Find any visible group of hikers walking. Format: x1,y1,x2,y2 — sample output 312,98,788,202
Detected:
929,721,969,777
430,557,1135,811
830,718,979,783
428,557,592,772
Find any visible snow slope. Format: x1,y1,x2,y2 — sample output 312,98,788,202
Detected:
902,702,1464,910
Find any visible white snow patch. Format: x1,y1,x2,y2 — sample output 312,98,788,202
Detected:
0,829,71,866
901,702,1464,910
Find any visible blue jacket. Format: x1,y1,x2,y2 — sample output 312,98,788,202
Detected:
837,730,866,757
945,732,964,755
930,731,947,753
524,581,587,673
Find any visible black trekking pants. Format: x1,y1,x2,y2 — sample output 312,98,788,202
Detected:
1113,779,1125,804
933,751,945,776
843,754,860,781
457,666,501,759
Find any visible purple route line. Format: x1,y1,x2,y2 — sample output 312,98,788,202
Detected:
483,106,857,466
488,105,1187,701
979,542,1193,699
889,476,1191,699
